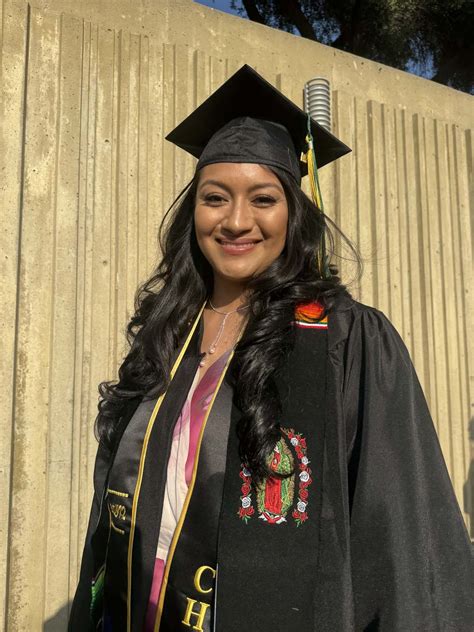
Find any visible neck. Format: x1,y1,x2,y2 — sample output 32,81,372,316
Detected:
210,276,250,311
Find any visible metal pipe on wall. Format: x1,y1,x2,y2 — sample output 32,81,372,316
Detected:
304,77,331,131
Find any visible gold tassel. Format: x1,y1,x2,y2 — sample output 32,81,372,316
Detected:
304,114,330,279
305,132,324,212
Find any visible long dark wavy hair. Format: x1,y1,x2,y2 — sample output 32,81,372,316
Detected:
96,164,362,484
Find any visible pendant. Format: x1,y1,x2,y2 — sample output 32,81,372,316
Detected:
201,310,236,366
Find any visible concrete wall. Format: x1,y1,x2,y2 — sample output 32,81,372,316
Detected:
1,0,473,628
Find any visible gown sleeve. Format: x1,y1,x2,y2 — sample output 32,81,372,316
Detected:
343,305,474,631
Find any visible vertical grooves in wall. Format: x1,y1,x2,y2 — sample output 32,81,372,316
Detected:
147,36,163,274
424,115,442,432
431,117,454,472
113,28,126,379
83,19,99,552
413,115,434,406
381,104,392,317
42,7,62,622
355,96,372,306
367,101,379,307
352,95,362,301
12,7,60,628
394,109,409,346
125,31,139,339
162,42,175,233
451,126,469,493
68,15,87,605
450,124,474,531
4,3,31,630
111,28,120,369
435,121,460,486
134,33,141,299
332,91,357,293
68,17,89,601
404,112,425,384
138,34,149,287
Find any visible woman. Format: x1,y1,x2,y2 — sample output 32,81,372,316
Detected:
69,65,473,631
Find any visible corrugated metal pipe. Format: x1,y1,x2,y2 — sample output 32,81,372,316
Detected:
304,77,331,131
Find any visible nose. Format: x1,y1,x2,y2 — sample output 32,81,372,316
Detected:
221,197,254,234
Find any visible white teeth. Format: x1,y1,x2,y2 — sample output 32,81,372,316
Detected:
219,241,258,245
222,243,256,248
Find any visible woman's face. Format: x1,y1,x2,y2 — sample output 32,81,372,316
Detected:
194,162,288,287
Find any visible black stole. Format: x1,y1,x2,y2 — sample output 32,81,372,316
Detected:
101,303,237,631
157,371,234,632
214,321,328,631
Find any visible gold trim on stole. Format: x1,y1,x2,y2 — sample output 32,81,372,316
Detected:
126,302,207,631
153,326,244,631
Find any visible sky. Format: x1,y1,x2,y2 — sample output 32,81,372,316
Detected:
194,0,242,16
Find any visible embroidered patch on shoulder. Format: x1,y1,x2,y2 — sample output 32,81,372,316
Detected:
293,300,327,329
237,427,313,526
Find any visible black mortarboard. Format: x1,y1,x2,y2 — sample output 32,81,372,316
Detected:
165,64,351,184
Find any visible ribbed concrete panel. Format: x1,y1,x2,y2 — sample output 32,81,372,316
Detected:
7,6,61,630
2,0,472,629
0,3,29,631
41,11,83,626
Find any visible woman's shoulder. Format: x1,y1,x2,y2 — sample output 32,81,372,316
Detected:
293,291,408,361
323,290,397,325
327,293,412,366
294,291,408,360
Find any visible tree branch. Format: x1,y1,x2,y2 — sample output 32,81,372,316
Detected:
332,0,363,52
241,0,267,25
274,0,318,40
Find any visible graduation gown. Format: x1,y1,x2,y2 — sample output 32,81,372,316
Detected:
68,292,474,631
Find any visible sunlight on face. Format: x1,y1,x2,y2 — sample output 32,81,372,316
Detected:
194,163,288,287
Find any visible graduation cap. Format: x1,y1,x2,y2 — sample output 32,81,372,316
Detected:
165,64,351,191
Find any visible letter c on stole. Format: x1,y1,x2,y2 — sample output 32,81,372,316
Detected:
194,565,216,594
182,566,216,631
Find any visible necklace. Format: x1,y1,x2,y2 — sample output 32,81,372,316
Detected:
199,299,250,367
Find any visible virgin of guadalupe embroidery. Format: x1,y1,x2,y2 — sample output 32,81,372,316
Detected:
257,438,295,524
237,428,313,526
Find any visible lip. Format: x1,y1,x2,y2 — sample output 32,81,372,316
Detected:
216,238,262,255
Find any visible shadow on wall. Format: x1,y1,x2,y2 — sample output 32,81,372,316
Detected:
43,602,70,631
464,417,474,540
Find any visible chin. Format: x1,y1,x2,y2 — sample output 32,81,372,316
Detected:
211,264,256,284
218,271,255,284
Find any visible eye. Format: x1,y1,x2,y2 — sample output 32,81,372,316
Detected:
253,196,277,205
203,194,226,205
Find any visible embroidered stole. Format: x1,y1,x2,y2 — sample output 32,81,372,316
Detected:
214,317,327,631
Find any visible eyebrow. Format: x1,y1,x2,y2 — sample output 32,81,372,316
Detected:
198,179,283,194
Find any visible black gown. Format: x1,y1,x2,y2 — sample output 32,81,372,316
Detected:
69,292,474,631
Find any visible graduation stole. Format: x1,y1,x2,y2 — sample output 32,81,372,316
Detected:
213,302,328,631
95,302,239,631
92,299,329,632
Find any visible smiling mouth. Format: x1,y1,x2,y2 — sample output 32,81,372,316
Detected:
216,238,262,254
